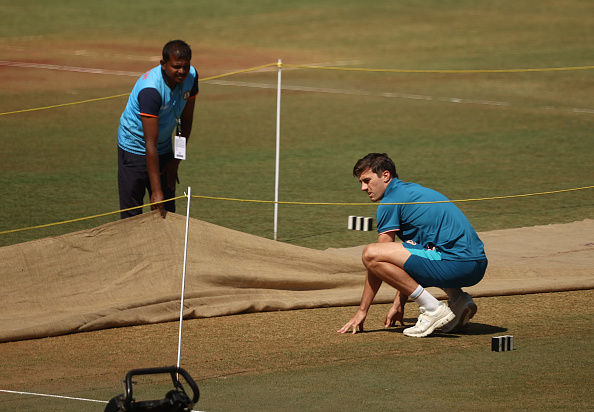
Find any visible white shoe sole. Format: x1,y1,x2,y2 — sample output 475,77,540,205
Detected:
403,310,456,338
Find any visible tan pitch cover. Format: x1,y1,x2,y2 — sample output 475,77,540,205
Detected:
1,212,592,342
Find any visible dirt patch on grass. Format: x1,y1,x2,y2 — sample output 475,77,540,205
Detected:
0,38,328,78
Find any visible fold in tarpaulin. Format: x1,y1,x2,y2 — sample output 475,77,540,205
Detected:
1,212,592,342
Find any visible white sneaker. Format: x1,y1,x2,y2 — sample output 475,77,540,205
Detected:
441,292,477,333
403,302,455,338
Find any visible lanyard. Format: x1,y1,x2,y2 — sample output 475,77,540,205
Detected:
172,85,183,136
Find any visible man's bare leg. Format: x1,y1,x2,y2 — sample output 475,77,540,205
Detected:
362,242,454,337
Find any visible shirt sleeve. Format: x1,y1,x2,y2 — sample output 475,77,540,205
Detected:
138,88,162,117
376,203,401,235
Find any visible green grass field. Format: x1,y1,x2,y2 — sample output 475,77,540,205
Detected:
1,0,593,410
1,0,592,248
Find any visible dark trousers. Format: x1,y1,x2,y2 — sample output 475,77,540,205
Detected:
118,147,176,219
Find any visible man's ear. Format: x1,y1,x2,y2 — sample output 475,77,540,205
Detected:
383,170,391,183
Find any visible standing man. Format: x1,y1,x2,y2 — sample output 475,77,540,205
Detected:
338,153,488,337
118,40,199,219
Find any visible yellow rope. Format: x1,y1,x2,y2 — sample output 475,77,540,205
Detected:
191,185,594,206
0,196,186,235
284,64,594,74
199,62,279,81
0,63,278,116
1,59,592,234
0,93,131,116
1,186,591,236
2,62,593,116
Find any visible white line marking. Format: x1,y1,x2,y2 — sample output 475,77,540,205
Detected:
0,60,142,77
1,60,592,114
0,389,107,404
204,79,593,113
0,389,207,411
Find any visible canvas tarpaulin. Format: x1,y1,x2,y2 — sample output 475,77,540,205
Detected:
1,212,593,342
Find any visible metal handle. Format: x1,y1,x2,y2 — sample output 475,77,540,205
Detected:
123,366,199,406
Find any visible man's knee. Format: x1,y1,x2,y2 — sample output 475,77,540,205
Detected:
361,244,380,268
362,242,410,269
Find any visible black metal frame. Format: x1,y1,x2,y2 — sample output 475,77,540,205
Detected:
105,366,199,412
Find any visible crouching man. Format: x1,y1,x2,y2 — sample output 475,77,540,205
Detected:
338,153,488,337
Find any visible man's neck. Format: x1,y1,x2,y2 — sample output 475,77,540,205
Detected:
162,69,176,90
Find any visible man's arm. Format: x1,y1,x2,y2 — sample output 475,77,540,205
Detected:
337,269,382,334
337,231,398,334
378,231,395,243
385,289,408,327
140,115,166,218
378,230,408,327
180,96,196,138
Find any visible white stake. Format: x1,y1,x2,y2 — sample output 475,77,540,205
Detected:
177,187,191,368
274,59,282,241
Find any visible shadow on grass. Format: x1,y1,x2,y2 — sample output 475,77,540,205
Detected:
363,319,507,338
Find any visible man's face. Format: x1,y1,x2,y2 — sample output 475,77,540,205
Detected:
358,168,390,202
161,54,191,88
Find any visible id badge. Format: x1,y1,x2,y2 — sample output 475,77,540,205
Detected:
174,135,187,160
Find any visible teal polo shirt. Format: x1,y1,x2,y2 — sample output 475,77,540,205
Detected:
118,65,198,155
376,179,486,261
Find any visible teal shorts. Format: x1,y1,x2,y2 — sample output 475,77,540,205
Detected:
402,242,487,288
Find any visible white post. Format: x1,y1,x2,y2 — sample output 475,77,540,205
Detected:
176,187,191,368
274,59,282,241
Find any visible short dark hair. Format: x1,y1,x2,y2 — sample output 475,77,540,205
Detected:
162,40,192,61
353,153,398,179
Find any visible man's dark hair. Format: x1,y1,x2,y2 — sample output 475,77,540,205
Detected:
353,153,398,179
162,40,192,61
